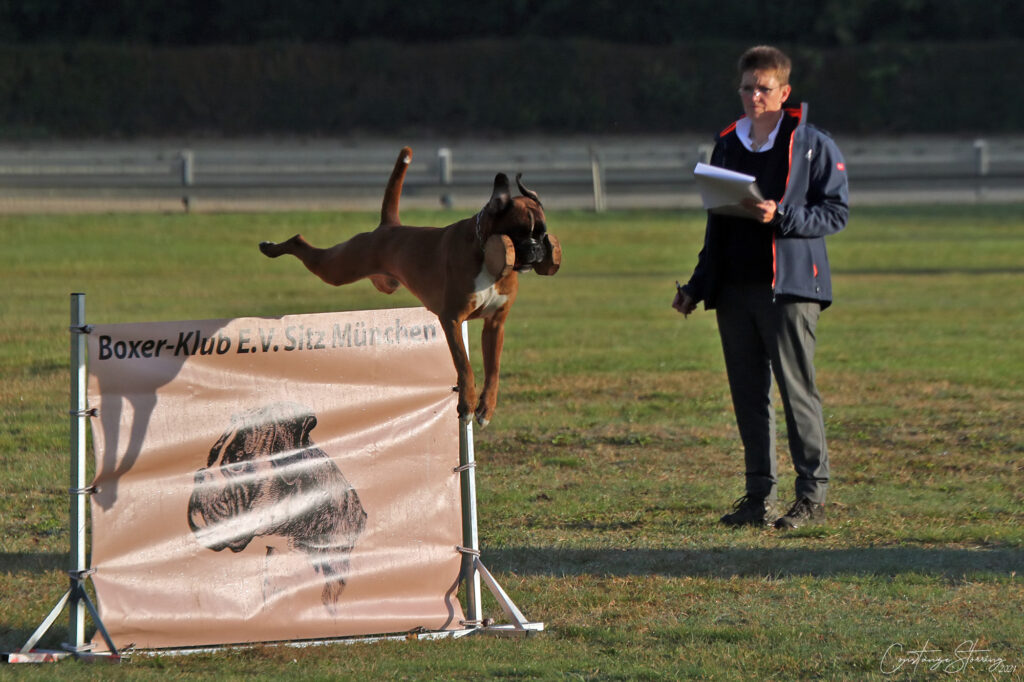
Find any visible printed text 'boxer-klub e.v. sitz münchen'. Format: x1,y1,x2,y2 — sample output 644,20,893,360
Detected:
96,318,439,361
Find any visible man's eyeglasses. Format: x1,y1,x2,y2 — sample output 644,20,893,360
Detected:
738,85,780,97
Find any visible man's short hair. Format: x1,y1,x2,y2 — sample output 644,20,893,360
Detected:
738,46,791,85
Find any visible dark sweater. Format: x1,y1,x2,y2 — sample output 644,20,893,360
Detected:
716,125,791,285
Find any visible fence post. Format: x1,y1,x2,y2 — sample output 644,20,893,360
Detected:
180,149,194,212
438,147,453,208
697,144,713,164
973,139,989,201
590,146,606,212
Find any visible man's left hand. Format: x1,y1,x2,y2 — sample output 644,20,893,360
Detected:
741,198,778,224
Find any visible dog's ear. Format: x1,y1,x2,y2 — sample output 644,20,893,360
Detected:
516,173,542,206
206,429,231,468
298,413,317,447
273,412,318,484
207,414,242,467
487,173,511,214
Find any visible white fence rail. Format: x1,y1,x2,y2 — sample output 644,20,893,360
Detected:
1,137,1023,213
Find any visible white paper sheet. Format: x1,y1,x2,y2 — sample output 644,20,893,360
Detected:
693,162,764,217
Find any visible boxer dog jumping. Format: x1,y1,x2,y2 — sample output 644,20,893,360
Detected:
259,147,561,427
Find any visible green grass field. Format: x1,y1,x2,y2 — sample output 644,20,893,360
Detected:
2,204,1022,680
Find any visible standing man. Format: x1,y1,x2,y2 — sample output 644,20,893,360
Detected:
674,45,849,529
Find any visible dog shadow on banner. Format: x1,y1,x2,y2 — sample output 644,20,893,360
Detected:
89,322,227,511
93,375,173,511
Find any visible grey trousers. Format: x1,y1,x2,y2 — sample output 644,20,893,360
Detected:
715,283,829,504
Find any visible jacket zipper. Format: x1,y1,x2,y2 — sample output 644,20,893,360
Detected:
773,111,802,303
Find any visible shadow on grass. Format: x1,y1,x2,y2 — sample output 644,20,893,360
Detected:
485,546,1023,579
7,545,1019,582
0,553,69,652
840,267,1024,276
0,552,65,575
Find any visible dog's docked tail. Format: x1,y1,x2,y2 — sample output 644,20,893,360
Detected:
380,147,412,226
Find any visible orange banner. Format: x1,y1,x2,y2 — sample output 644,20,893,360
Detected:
86,307,465,650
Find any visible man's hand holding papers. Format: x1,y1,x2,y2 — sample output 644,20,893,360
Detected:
693,162,774,220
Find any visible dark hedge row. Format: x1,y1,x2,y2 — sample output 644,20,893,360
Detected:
0,40,1020,138
2,0,1022,47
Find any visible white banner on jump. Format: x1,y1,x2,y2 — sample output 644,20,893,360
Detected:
86,307,463,650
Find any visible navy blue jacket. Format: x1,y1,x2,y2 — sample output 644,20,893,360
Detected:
683,103,849,309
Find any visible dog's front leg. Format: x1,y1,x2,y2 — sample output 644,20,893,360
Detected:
440,319,476,424
475,310,509,428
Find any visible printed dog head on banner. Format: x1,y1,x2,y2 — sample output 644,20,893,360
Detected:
187,401,367,613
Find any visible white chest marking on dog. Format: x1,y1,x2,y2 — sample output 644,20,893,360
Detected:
471,263,508,314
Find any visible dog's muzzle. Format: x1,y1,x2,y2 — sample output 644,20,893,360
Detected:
513,238,547,271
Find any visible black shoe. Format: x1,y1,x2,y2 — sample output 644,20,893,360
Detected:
774,498,826,530
720,495,776,527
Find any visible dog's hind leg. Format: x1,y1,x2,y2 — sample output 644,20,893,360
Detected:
259,234,308,259
259,233,380,287
380,147,413,227
260,146,411,290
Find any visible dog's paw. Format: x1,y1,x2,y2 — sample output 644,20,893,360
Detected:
474,406,492,429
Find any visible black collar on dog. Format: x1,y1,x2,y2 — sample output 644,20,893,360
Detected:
474,209,486,250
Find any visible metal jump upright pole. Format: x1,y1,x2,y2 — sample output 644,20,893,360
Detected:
458,322,483,625
69,293,89,649
455,322,542,636
11,294,119,661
